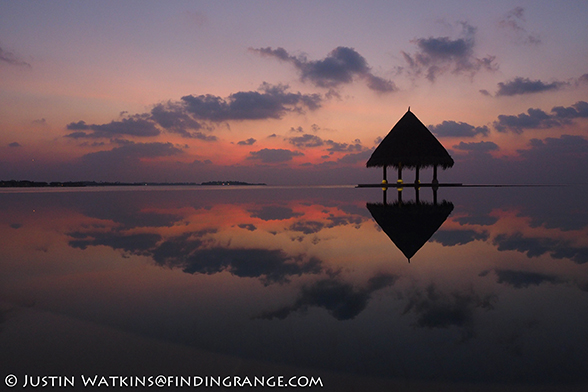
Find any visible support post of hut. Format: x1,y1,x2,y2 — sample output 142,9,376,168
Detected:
415,187,420,204
382,165,387,185
397,164,403,184
415,165,420,184
432,165,438,185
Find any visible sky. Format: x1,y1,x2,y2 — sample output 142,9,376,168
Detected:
1,0,587,185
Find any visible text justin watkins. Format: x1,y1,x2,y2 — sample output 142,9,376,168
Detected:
22,375,324,388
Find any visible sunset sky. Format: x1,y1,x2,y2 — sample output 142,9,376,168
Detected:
1,1,587,185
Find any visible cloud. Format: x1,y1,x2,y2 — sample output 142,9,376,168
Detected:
493,269,560,288
237,138,256,146
495,77,566,96
0,46,31,67
8,142,22,148
493,101,588,133
181,83,321,121
66,117,160,138
247,148,304,163
498,7,541,45
287,134,325,148
252,46,396,93
150,102,208,139
402,22,497,81
453,141,499,152
257,273,398,320
429,121,490,137
66,84,320,140
80,142,184,166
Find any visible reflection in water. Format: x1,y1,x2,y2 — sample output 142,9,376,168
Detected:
367,200,454,262
2,186,588,390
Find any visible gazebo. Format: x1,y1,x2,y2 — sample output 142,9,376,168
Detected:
366,108,454,185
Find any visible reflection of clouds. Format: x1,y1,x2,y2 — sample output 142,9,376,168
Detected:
488,269,561,288
257,273,397,320
248,206,303,221
289,216,367,235
160,247,323,285
494,232,588,264
237,223,257,231
430,229,489,246
454,215,498,226
402,284,496,340
69,228,326,286
69,232,162,255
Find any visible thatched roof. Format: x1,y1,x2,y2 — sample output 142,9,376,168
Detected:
367,201,454,261
366,109,454,169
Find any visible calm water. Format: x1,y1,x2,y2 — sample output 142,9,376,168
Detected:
1,185,587,391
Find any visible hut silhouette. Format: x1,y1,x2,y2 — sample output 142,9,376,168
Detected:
367,201,454,262
366,108,454,185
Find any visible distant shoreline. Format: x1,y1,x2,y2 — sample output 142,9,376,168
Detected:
0,180,267,188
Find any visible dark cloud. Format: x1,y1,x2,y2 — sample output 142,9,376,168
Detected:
402,284,496,339
430,229,489,246
287,134,325,148
252,46,396,93
0,46,31,67
453,141,499,152
493,101,588,133
402,22,497,81
66,84,319,140
285,132,365,157
247,148,304,163
494,232,588,264
8,142,21,148
79,142,184,168
258,273,398,320
66,117,160,138
249,206,303,221
518,134,588,159
498,7,541,45
496,77,566,96
237,138,256,146
493,269,560,288
429,121,489,137
181,83,321,121
150,102,208,139
336,149,374,164
580,74,588,84
237,223,257,231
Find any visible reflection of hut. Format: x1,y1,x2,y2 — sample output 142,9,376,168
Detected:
367,108,454,185
367,201,454,262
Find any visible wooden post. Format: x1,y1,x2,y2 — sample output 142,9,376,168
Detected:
415,165,420,184
397,164,403,184
382,166,387,185
433,165,438,185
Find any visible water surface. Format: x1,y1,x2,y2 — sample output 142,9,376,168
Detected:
1,185,587,391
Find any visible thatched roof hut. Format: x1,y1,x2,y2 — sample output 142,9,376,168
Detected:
367,201,454,262
367,108,454,184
